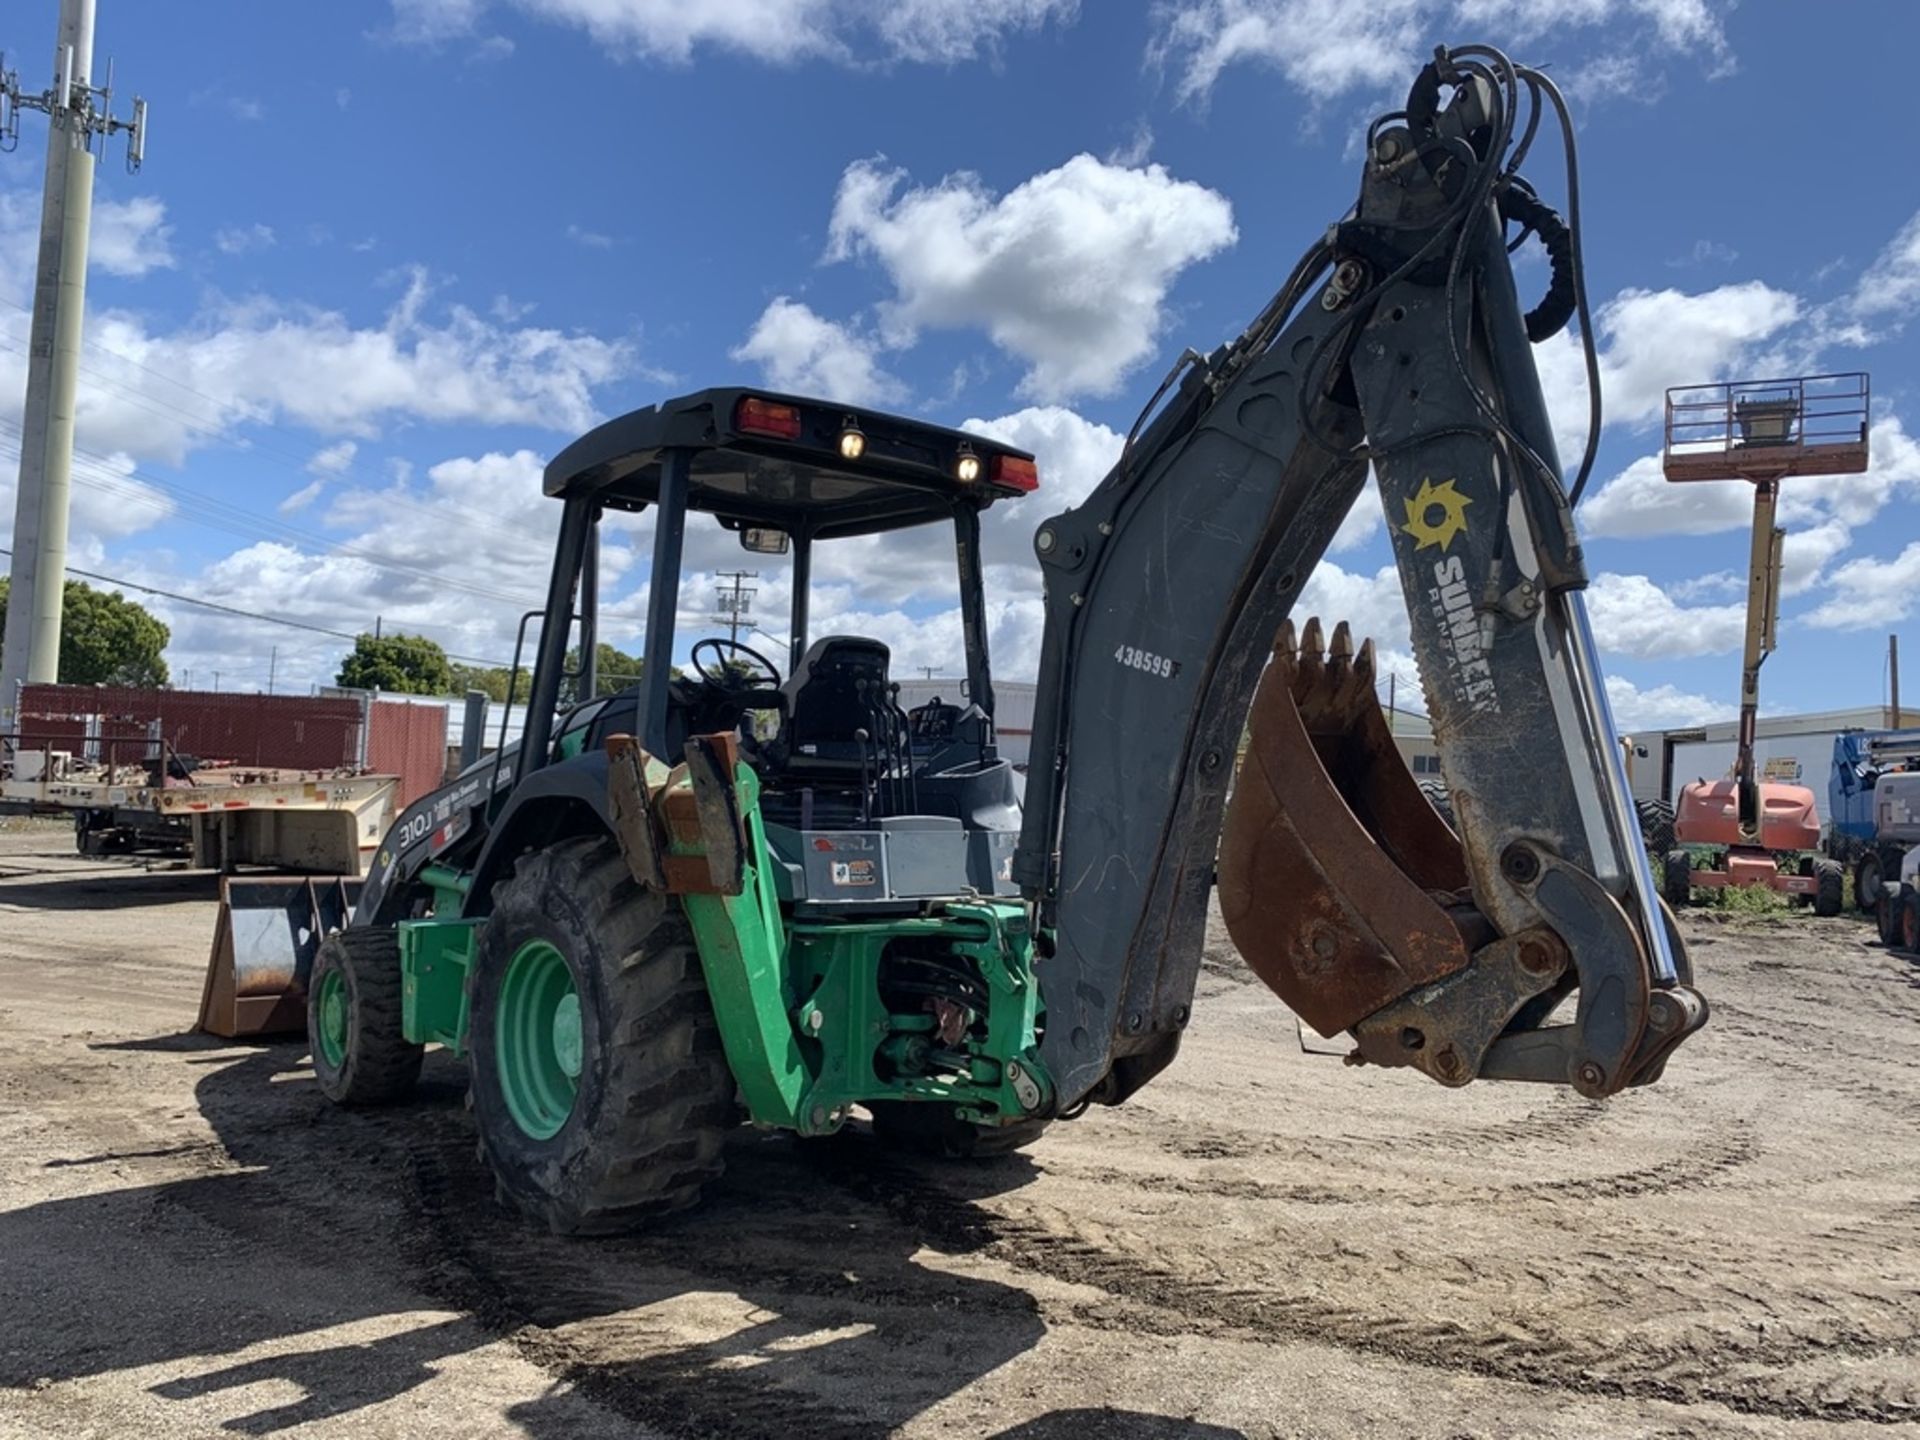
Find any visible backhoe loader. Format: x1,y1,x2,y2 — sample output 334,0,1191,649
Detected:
293,43,1708,1233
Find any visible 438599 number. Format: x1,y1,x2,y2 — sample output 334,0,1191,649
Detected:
1114,643,1178,679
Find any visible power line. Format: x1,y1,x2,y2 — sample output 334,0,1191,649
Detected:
0,544,523,668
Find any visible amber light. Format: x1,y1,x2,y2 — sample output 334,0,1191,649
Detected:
990,454,1039,492
735,396,803,439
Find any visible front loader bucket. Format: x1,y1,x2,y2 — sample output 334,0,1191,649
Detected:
1219,617,1481,1039
197,876,363,1038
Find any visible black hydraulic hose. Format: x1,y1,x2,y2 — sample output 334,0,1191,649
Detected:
1516,63,1603,507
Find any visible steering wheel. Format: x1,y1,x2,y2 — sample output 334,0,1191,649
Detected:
689,637,783,693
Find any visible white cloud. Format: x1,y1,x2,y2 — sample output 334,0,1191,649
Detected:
825,154,1236,401
278,478,325,514
214,223,277,256
1149,0,1732,105
0,263,635,467
1806,543,1920,631
389,0,488,42
566,223,615,249
1579,453,1754,538
1605,674,1730,730
1585,571,1744,659
306,440,360,476
961,403,1122,569
731,298,903,406
1592,282,1802,427
1781,517,1852,596
1847,208,1920,324
89,196,176,278
389,0,1076,64
0,441,174,567
872,0,1080,63
1329,477,1383,554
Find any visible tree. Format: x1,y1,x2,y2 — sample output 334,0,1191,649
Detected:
336,631,453,695
448,662,531,703
0,577,170,687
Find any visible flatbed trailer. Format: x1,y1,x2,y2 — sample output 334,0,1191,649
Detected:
0,764,400,874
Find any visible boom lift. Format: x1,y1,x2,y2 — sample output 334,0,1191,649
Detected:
302,44,1709,1233
1660,375,1871,913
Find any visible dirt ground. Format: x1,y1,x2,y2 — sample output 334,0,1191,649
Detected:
2,818,1918,1440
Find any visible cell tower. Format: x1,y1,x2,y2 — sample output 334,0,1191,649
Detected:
0,0,149,740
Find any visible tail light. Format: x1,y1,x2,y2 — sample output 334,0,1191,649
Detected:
735,396,803,440
990,454,1040,492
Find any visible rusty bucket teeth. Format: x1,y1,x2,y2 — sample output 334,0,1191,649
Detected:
1218,615,1476,1040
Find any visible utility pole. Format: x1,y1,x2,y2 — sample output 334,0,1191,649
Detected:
1892,633,1902,729
0,2,147,741
267,644,278,696
713,570,757,645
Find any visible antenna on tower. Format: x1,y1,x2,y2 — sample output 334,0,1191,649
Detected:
0,1,154,740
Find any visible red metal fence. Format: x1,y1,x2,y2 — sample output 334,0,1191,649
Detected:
17,686,363,771
365,699,448,807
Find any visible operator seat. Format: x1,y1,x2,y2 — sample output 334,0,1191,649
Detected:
779,635,893,776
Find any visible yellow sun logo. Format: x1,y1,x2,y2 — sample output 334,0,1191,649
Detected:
1400,477,1471,552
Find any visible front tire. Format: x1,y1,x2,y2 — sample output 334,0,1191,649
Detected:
309,928,424,1105
467,836,734,1234
1855,851,1884,914
1877,888,1903,947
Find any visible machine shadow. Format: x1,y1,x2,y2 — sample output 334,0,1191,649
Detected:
0,863,214,910
2,1034,1067,1437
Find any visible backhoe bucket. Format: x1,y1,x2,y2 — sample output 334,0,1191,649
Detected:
1219,617,1480,1039
197,876,362,1038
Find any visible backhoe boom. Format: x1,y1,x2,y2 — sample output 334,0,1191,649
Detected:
1016,44,1706,1113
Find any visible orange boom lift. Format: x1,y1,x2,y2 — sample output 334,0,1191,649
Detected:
1661,373,1870,912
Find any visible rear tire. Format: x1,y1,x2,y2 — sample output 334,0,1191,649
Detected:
868,1101,1048,1159
1813,857,1844,918
1855,851,1884,913
308,928,424,1105
1663,849,1691,909
467,836,735,1234
1902,889,1920,954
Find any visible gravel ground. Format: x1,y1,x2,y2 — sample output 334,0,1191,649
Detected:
2,817,1918,1439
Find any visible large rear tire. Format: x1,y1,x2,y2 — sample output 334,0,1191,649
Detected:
1902,889,1920,954
467,836,735,1234
1813,857,1844,918
868,1101,1048,1159
308,928,424,1105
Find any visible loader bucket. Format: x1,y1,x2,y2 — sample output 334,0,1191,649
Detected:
196,876,363,1038
1218,617,1479,1039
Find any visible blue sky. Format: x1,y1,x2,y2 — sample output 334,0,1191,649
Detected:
2,0,1917,730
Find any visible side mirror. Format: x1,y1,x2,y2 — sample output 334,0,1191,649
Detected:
742,527,789,555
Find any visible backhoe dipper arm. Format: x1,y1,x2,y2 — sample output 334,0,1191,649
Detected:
1015,45,1705,1114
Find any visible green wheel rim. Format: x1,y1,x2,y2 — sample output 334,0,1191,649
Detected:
315,967,349,1069
497,938,582,1140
